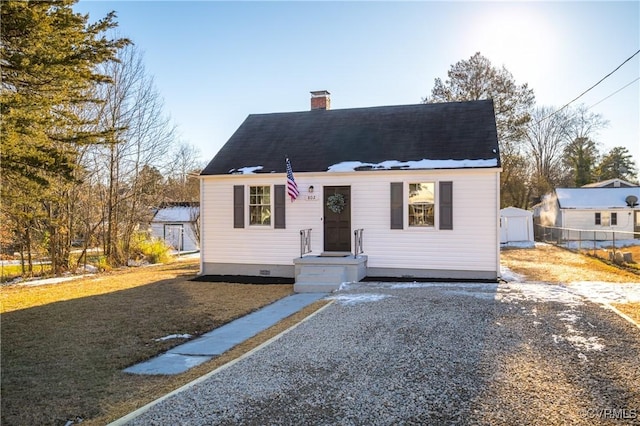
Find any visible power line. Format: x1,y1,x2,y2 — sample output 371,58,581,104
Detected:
588,77,640,110
535,49,640,125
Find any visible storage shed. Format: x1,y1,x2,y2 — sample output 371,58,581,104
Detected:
500,207,534,244
150,203,200,252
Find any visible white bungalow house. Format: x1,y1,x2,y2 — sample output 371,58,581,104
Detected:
534,187,640,241
199,92,502,290
150,202,200,252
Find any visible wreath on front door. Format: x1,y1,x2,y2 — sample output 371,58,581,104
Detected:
326,193,346,214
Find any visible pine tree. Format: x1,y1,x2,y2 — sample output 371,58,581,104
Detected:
1,0,128,273
564,137,599,187
596,147,638,183
1,0,128,186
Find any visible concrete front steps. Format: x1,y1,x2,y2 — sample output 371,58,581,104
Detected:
293,254,367,293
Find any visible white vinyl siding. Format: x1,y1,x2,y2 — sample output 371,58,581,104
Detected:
560,209,634,240
201,169,499,273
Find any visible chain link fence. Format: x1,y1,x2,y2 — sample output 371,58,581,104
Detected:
535,224,638,263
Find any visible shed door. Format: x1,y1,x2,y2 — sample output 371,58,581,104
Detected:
507,217,529,242
164,224,184,251
635,211,640,238
323,186,351,252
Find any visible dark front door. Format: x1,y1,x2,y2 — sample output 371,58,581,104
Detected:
324,186,351,252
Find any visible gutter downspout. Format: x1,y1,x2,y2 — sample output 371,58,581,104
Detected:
496,169,502,280
199,176,204,276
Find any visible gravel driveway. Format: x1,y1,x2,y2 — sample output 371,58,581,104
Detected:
125,281,640,425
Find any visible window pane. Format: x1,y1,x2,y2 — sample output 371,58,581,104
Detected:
408,183,434,227
409,183,434,204
249,186,271,225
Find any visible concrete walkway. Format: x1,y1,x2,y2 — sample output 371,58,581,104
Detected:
124,292,327,375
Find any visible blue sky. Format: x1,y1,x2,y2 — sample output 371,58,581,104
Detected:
75,1,640,176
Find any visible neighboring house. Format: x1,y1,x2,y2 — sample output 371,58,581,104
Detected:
199,91,501,286
534,187,640,241
150,202,200,252
582,178,638,188
500,207,534,244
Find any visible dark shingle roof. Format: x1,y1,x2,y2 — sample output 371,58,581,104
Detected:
201,99,499,175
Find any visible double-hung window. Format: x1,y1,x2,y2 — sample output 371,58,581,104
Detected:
595,212,610,226
249,186,271,226
408,183,435,227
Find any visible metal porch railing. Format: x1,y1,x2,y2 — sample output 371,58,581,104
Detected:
300,228,312,258
353,228,364,258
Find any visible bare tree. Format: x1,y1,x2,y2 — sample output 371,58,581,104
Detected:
163,143,202,203
524,106,572,202
90,43,177,266
566,105,608,143
423,52,535,207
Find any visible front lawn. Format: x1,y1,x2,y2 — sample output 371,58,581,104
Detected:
0,259,317,425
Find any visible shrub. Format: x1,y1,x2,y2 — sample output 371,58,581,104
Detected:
95,255,112,272
130,233,172,264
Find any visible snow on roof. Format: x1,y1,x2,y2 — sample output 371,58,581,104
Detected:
326,158,498,172
229,166,264,174
152,206,199,222
556,187,640,209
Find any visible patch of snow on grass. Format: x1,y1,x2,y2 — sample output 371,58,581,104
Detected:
10,274,95,287
562,239,640,250
154,334,192,342
567,282,640,304
500,266,526,283
501,241,535,249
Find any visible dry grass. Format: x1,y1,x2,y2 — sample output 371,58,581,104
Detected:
579,244,640,272
612,303,640,324
501,243,640,326
0,258,327,426
500,243,639,283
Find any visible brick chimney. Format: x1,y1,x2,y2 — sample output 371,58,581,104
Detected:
310,90,331,110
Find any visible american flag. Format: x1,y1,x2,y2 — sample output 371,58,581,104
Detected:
286,157,299,201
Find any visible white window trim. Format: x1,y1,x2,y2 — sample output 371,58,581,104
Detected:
248,184,273,228
406,181,438,230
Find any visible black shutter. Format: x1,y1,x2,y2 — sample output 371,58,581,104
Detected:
390,182,403,229
233,185,244,228
274,184,286,229
439,181,453,230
